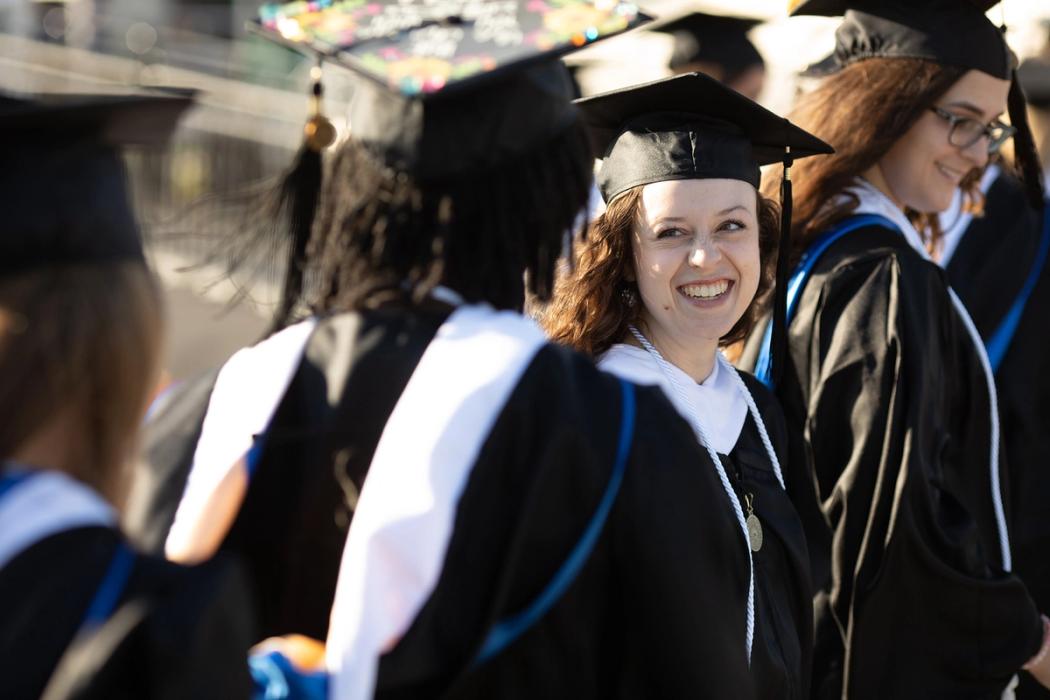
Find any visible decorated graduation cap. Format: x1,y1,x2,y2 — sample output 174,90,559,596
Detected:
788,0,1044,209
249,0,650,330
652,11,765,82
575,72,833,385
0,91,194,279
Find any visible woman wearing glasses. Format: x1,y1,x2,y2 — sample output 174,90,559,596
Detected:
741,0,1050,697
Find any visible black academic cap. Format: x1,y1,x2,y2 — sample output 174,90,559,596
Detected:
576,72,832,386
0,92,194,278
1019,58,1050,109
651,11,765,80
253,0,650,179
576,72,832,203
788,0,1011,80
788,0,1003,17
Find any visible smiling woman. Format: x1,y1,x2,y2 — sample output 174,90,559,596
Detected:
544,179,778,362
543,72,832,700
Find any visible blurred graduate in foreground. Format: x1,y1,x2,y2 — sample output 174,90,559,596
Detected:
0,92,252,699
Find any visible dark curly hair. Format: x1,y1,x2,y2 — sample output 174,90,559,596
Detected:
304,117,594,314
543,185,780,358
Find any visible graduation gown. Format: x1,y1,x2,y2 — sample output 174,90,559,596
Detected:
127,298,762,698
728,373,813,700
0,474,252,700
742,222,1043,699
942,173,1050,699
599,344,814,699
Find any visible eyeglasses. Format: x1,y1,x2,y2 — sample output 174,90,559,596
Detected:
930,106,1016,154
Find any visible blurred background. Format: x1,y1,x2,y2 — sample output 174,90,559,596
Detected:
2,0,1048,380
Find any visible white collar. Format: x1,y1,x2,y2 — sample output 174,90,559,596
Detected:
598,343,747,454
847,178,931,259
0,468,115,571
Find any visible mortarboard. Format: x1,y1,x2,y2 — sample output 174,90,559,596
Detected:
651,11,765,82
247,0,651,330
253,0,650,178
576,72,833,385
577,72,832,203
0,91,194,278
788,0,1010,80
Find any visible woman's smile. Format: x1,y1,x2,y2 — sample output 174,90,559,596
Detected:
677,278,735,308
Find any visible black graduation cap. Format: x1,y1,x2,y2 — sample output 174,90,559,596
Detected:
788,0,1011,80
0,92,194,278
577,72,832,203
651,11,765,81
1019,58,1050,109
576,72,833,385
246,0,651,331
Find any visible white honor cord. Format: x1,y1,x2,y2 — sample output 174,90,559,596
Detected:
628,326,785,663
948,289,1011,572
723,360,786,490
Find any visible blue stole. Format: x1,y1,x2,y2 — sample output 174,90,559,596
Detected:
755,214,899,387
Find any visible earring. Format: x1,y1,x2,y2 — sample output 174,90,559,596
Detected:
620,285,637,307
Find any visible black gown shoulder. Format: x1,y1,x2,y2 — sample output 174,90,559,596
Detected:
375,342,757,699
759,222,1043,698
0,526,252,700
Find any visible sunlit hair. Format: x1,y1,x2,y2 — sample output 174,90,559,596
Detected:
763,58,970,264
543,185,780,358
0,262,163,506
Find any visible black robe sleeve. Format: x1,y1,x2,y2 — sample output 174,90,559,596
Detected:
123,368,221,554
780,230,1043,699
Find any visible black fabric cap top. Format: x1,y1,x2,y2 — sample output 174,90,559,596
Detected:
652,11,764,78
789,0,1011,80
253,0,649,179
0,92,194,277
1019,58,1050,109
575,72,833,203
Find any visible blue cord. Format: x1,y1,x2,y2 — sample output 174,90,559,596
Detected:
473,377,636,664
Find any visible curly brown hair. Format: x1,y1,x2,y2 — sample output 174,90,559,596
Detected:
543,185,781,358
762,58,975,265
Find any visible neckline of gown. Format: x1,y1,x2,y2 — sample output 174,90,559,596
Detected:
598,343,748,455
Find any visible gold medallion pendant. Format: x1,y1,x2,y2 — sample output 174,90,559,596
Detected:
744,493,763,552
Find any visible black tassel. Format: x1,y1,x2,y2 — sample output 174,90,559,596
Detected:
269,64,337,334
771,148,794,389
1007,68,1045,212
